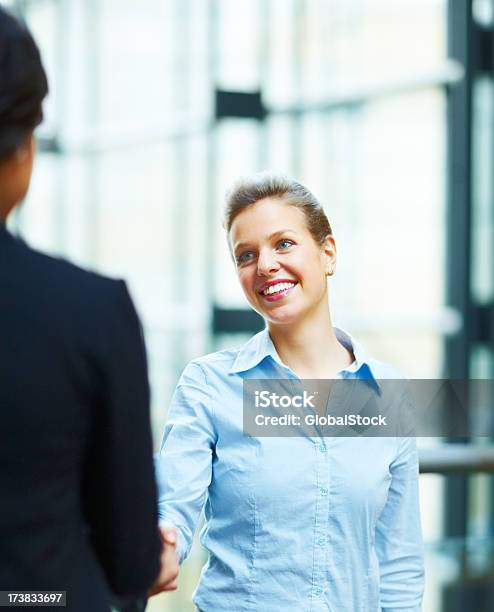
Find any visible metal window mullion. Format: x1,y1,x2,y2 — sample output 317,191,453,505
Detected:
444,2,474,572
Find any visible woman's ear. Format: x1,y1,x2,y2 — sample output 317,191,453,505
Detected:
15,132,35,163
323,235,337,274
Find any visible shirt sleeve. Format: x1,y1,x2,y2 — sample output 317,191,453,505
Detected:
156,361,217,563
376,436,425,612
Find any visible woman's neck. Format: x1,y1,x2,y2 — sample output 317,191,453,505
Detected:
268,309,354,379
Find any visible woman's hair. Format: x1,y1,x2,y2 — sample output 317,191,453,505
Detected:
0,7,48,159
224,172,332,245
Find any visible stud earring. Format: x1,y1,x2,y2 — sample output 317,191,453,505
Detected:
325,269,334,277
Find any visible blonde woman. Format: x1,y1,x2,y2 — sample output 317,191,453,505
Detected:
157,173,424,611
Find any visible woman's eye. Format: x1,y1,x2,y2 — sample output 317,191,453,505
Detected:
236,251,255,265
277,239,294,250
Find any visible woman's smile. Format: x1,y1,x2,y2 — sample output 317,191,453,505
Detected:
258,279,299,301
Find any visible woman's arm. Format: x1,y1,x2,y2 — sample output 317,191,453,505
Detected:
375,436,425,612
155,361,217,564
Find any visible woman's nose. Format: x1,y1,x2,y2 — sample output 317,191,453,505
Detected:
257,251,280,276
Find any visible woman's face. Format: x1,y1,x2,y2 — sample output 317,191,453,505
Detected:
229,197,336,327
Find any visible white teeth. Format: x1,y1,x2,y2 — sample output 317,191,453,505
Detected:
263,282,295,296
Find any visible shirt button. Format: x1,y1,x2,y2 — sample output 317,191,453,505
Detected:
314,586,323,597
319,444,327,453
317,537,326,546
320,487,328,496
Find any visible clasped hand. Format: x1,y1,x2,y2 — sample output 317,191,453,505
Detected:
148,522,180,596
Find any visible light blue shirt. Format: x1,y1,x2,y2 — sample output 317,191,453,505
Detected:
157,327,424,611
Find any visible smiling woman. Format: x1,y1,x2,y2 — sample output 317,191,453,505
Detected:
156,172,425,612
226,176,335,339
224,174,350,377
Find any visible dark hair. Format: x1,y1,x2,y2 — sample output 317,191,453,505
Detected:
0,7,48,158
224,172,332,245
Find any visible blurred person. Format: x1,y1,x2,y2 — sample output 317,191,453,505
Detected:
157,173,424,611
0,7,177,611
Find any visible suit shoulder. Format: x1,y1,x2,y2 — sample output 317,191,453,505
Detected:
18,241,125,299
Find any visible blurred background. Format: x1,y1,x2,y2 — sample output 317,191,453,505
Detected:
3,0,494,610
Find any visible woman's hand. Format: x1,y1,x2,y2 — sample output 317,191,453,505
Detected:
148,522,180,596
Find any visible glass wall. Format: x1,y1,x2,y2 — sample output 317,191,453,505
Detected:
8,1,490,610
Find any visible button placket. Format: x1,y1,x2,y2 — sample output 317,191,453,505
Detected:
311,438,330,608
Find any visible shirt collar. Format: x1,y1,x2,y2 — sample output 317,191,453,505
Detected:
229,328,280,374
229,326,381,389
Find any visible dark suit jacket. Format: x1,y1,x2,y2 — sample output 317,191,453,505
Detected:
0,223,161,611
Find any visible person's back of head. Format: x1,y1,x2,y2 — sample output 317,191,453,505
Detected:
0,6,48,219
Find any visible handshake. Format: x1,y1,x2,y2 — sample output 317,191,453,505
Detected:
148,522,180,596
